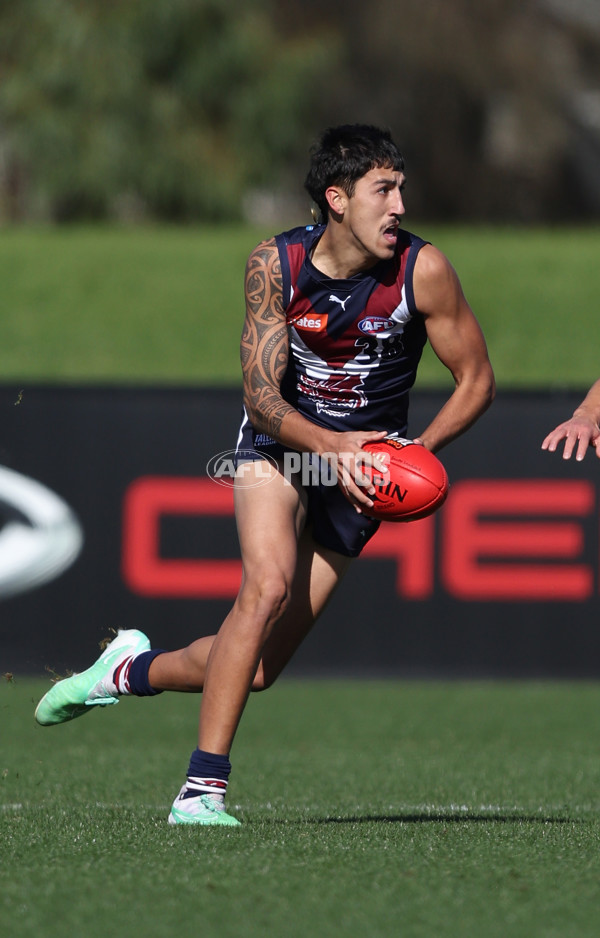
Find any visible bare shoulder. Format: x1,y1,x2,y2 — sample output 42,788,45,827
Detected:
414,243,459,286
244,237,284,321
413,243,466,314
245,237,280,279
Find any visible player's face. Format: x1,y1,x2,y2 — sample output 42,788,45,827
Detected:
342,166,406,265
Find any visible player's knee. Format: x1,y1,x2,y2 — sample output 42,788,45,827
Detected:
241,569,292,623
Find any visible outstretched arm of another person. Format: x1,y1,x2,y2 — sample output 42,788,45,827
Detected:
541,378,600,461
411,245,496,453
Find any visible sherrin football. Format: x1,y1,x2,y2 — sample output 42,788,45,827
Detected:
362,437,449,522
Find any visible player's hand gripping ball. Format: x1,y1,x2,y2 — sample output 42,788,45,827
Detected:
362,437,449,522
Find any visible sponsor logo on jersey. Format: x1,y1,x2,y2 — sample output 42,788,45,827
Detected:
358,317,394,334
253,433,276,447
293,311,327,331
329,294,351,312
299,373,367,414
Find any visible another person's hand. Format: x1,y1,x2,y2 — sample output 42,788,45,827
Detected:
541,416,600,461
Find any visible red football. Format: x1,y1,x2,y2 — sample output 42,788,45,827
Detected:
362,438,449,522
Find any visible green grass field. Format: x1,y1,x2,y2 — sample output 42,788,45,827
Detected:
1,223,599,388
3,677,600,937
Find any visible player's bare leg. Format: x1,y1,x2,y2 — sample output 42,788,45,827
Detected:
169,460,352,826
169,459,305,824
148,523,349,692
196,460,310,754
148,459,305,700
148,533,349,692
252,527,351,689
146,635,214,692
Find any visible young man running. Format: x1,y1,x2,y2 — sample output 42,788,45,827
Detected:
35,124,495,826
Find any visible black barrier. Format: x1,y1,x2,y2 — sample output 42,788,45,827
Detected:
1,384,599,677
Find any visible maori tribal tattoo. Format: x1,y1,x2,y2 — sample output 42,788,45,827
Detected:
241,239,295,438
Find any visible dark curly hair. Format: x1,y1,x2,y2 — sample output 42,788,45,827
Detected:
304,124,405,223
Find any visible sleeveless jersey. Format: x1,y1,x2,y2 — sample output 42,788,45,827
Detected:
275,224,429,434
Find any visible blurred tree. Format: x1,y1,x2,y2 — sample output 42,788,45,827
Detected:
1,0,599,223
0,0,336,221
274,0,600,222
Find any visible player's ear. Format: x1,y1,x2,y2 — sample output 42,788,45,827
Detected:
324,186,346,218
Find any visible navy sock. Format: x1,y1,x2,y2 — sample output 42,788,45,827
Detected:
126,649,166,696
184,748,232,799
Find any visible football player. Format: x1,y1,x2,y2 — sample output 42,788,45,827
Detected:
35,124,495,825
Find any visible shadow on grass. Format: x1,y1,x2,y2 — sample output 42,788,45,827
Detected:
311,812,578,824
244,809,583,826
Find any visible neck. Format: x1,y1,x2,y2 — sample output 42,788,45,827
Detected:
311,226,378,279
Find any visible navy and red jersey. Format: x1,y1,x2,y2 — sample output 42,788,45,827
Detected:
274,224,428,435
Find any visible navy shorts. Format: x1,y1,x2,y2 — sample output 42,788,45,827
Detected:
235,421,380,558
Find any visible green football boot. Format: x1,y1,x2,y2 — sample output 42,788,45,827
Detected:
34,629,150,726
168,786,241,827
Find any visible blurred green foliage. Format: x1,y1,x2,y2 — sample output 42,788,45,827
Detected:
0,0,336,222
1,2,599,224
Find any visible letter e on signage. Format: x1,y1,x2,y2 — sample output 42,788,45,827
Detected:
441,480,594,600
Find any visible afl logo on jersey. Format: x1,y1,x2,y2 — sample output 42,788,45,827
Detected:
293,311,327,331
358,317,394,334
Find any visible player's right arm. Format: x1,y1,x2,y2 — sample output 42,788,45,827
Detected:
240,239,386,508
240,239,290,437
541,378,600,461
